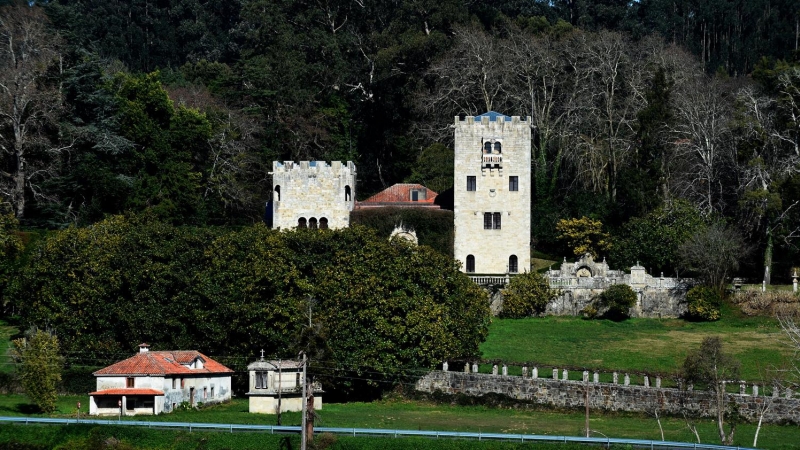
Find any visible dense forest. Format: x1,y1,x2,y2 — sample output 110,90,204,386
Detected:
1,0,799,283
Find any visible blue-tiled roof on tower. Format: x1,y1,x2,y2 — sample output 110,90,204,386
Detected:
475,111,513,122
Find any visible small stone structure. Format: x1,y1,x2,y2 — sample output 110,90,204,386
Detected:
270,161,356,230
246,357,322,414
418,368,800,424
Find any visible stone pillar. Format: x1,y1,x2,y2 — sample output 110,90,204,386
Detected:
624,374,630,386
442,361,448,371
562,369,569,381
753,385,759,397
472,363,478,373
502,365,508,376
786,387,793,399
553,368,558,379
532,367,538,379
740,383,746,395
522,366,528,378
687,383,693,392
655,377,661,388
794,271,798,293
613,372,619,384
644,376,650,388
492,365,498,375
464,363,469,373
583,371,589,382
593,372,599,383
773,384,780,398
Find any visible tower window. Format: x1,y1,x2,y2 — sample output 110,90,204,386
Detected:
309,217,318,229
345,185,352,201
509,255,518,273
466,255,475,273
494,142,502,153
298,217,307,229
320,217,328,229
274,185,281,201
483,142,492,153
509,176,518,191
467,176,476,191
484,212,501,230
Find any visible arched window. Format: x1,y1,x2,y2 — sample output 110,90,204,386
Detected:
274,185,281,201
494,141,502,153
466,255,475,273
309,217,318,229
345,185,352,201
298,217,307,229
483,142,492,153
319,217,328,229
508,255,518,273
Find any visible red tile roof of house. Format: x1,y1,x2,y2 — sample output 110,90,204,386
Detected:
94,350,233,376
357,183,439,208
90,388,165,396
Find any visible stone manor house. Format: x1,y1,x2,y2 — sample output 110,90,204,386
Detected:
268,112,687,317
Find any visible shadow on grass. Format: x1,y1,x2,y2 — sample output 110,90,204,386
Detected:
0,403,41,415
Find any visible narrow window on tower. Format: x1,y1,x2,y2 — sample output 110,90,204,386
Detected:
509,176,518,191
509,255,518,273
467,176,476,191
484,212,492,229
466,255,475,273
493,212,502,230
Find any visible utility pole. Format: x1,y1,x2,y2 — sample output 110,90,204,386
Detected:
306,384,315,443
277,359,282,425
300,352,307,450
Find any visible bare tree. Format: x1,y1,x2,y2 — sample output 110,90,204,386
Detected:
679,222,747,294
0,3,66,218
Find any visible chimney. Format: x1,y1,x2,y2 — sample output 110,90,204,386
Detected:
139,343,150,353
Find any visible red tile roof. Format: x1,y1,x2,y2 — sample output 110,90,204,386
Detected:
90,388,164,396
357,183,439,208
94,351,233,376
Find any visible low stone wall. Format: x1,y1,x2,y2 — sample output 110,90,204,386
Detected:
547,287,687,318
416,370,800,424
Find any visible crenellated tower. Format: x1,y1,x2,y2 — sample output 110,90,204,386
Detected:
271,161,356,230
453,112,531,274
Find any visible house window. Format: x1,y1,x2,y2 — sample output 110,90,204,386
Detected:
204,387,207,399
255,371,268,389
296,372,301,387
319,217,328,229
172,378,176,389
466,255,475,273
509,255,518,273
180,378,185,389
509,176,518,191
309,217,318,229
411,190,419,201
467,176,476,191
211,387,214,398
298,217,307,229
126,377,134,388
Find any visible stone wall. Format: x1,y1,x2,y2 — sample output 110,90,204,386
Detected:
416,370,800,424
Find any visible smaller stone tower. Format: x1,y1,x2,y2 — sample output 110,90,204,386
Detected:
271,161,356,230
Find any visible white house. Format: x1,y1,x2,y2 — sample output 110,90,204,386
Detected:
89,343,233,416
246,356,322,414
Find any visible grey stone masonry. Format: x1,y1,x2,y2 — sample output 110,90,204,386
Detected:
416,371,800,424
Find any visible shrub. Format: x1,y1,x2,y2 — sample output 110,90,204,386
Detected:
686,286,722,321
597,284,637,320
499,271,557,318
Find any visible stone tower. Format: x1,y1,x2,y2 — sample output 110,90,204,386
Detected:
271,161,356,230
453,112,531,274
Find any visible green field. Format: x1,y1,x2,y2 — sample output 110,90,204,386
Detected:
480,305,789,381
0,396,798,449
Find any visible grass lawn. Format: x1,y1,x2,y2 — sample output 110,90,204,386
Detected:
0,396,798,449
480,304,789,381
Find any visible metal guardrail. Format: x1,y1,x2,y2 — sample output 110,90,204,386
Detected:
0,416,757,450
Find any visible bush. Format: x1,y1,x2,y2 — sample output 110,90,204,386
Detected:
597,284,637,320
499,272,557,318
686,286,722,321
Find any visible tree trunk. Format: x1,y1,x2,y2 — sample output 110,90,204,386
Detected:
764,226,773,285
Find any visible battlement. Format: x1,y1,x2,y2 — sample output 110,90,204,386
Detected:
272,160,356,175
454,113,530,128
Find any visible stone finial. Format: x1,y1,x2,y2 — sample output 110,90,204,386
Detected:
442,361,448,372
753,385,759,397
502,365,508,376
464,363,470,373
562,369,569,381
624,374,630,386
786,387,793,399
773,384,780,398
522,366,528,378
472,363,479,373
553,368,559,379
656,377,661,388
644,376,650,388
687,383,693,391
593,372,599,383
492,364,498,375
532,367,538,379
740,383,746,395
613,372,619,384
583,371,589,382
